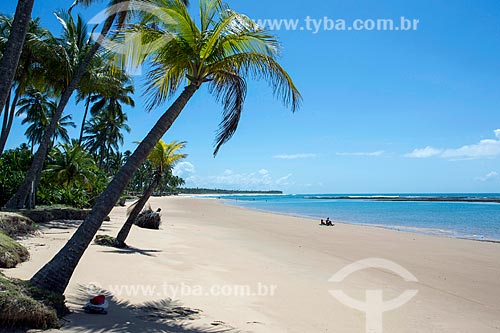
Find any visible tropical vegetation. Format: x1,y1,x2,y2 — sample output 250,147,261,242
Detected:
0,0,300,329
29,0,300,295
115,139,186,246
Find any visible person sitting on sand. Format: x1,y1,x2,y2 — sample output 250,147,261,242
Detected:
326,217,334,226
320,219,326,225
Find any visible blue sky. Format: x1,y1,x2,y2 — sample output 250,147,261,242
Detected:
2,0,500,193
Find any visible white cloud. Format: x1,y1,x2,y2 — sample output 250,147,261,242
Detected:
405,130,500,160
273,153,317,160
181,164,293,189
336,151,385,157
173,162,196,178
258,169,269,175
207,169,274,188
476,171,498,182
276,173,293,186
404,146,443,158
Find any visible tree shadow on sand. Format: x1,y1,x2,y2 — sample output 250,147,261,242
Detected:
96,245,162,257
39,219,83,231
58,286,238,333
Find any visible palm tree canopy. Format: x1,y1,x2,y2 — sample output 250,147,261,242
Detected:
16,88,76,148
49,11,95,93
116,0,301,155
0,16,57,95
45,140,98,188
147,139,186,174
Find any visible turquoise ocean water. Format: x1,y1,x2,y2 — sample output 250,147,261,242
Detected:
213,194,500,241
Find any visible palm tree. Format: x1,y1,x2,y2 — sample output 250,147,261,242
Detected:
83,99,132,169
44,141,98,188
0,0,35,118
30,0,300,294
17,88,76,152
83,78,135,160
5,1,132,208
76,65,132,144
0,16,56,154
17,89,53,153
115,140,186,246
128,158,153,193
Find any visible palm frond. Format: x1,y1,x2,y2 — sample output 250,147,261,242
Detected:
209,52,301,112
209,70,246,155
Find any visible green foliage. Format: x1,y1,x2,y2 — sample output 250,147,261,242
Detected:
44,141,98,188
36,183,90,208
0,273,63,329
179,188,283,194
117,0,301,155
94,234,118,247
0,146,33,206
36,142,109,208
0,231,29,268
126,140,187,194
83,77,134,170
17,88,76,150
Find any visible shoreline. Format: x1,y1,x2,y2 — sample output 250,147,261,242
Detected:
213,197,500,244
5,196,500,332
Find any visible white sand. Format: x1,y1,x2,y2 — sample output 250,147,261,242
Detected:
4,196,500,332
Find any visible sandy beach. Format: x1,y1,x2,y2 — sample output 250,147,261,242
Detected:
4,196,500,332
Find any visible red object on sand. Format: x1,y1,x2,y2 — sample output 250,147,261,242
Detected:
90,295,106,305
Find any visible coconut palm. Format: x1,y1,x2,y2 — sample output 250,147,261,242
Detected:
44,141,98,188
0,0,35,118
5,1,133,208
17,88,76,152
128,158,153,193
30,0,300,294
0,16,57,154
8,0,191,206
83,101,131,169
115,140,186,246
76,65,132,144
82,77,134,169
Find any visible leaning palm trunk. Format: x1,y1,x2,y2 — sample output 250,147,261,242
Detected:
30,83,198,294
78,96,91,144
0,0,35,115
0,84,24,154
5,14,117,209
115,173,161,247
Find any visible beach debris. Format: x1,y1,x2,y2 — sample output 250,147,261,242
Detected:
83,295,109,314
134,205,162,230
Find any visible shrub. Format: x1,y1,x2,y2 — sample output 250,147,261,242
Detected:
94,234,117,247
0,147,32,207
0,231,29,268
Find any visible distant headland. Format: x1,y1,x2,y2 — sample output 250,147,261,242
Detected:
178,188,283,195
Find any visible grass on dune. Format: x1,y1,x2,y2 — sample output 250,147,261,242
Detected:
0,273,65,329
